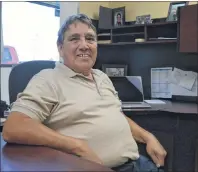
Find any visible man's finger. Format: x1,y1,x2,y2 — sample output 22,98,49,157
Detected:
156,153,165,166
150,153,160,167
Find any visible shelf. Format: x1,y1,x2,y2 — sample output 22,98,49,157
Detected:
98,21,178,45
98,40,177,46
146,21,177,27
98,33,111,36
113,32,144,37
112,24,144,29
149,38,177,41
111,21,177,29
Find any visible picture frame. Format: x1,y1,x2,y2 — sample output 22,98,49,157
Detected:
102,64,128,77
166,1,189,21
135,14,152,24
112,7,125,27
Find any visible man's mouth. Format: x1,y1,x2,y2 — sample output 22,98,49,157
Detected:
77,54,91,59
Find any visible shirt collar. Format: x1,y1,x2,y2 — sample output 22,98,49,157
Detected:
55,62,95,78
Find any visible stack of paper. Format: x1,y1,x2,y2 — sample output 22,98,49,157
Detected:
144,100,166,104
170,68,197,96
151,67,198,98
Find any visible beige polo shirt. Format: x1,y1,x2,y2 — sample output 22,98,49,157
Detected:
11,62,139,168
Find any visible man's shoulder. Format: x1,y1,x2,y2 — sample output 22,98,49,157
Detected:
93,69,109,79
31,68,58,85
35,68,56,78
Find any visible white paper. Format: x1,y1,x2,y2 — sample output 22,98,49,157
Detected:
170,68,197,90
171,78,197,96
151,67,172,98
0,118,6,123
144,100,166,104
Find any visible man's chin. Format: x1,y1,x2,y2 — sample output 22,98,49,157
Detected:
75,63,93,75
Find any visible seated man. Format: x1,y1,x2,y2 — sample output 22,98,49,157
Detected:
2,14,166,172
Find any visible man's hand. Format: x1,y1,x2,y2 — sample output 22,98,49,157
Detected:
72,139,103,165
146,134,167,167
124,116,167,167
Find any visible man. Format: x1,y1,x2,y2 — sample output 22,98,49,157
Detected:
2,14,166,172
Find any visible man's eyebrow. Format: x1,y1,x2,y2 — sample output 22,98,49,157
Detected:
67,33,96,39
68,33,80,38
85,33,96,37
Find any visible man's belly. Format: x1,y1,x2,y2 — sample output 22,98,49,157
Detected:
50,107,139,167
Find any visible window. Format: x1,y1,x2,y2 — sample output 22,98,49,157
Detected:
1,2,60,64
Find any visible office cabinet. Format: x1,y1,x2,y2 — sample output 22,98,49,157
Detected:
124,109,198,172
125,112,175,172
195,139,198,172
178,4,198,53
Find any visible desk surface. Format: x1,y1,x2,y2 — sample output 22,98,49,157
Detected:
123,100,198,114
0,101,198,127
0,136,114,172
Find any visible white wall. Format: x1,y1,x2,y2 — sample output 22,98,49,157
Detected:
60,2,79,26
0,2,80,105
59,2,79,63
1,66,12,105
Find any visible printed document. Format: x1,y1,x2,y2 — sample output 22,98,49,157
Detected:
170,68,197,90
151,67,172,98
170,68,197,96
151,67,197,98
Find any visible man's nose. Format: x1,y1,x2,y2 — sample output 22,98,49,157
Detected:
78,38,89,50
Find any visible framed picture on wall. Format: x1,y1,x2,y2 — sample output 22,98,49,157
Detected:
166,1,189,21
112,7,125,27
135,14,152,24
102,64,127,77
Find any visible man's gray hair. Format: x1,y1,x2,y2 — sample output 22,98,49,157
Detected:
57,14,97,46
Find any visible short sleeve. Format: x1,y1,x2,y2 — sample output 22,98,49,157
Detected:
10,74,59,122
102,73,120,100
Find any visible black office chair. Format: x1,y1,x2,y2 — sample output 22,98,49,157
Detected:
9,60,56,105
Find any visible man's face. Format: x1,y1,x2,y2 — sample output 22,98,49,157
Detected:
58,22,97,74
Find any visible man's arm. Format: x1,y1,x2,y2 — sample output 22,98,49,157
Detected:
124,115,167,166
104,73,167,166
3,112,102,164
2,73,78,153
2,74,102,165
124,115,152,143
3,112,81,153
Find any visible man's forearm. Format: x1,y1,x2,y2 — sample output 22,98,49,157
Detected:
3,112,81,154
125,115,153,144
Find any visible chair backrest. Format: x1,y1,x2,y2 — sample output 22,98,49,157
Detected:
9,60,56,104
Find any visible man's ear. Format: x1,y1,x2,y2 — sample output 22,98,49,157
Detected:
57,44,64,57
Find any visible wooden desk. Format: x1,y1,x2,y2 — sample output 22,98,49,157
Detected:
1,100,197,172
123,100,198,115
123,100,198,172
0,136,114,172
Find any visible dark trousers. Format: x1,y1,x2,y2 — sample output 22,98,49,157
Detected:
112,155,164,172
